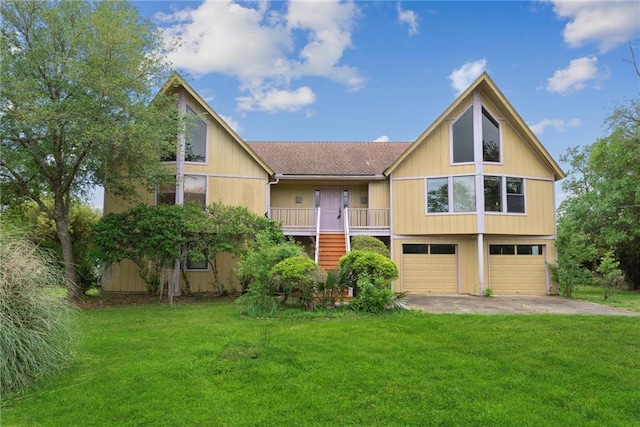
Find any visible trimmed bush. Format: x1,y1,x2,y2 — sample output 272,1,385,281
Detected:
270,257,324,310
0,232,78,396
339,250,399,287
351,235,390,258
350,277,395,313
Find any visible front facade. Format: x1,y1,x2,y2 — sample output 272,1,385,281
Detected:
104,72,564,296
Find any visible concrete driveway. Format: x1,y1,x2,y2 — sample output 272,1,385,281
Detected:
406,294,639,316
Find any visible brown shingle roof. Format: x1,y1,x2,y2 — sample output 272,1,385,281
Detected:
247,141,411,176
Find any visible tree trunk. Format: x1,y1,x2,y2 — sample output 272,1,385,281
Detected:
54,204,79,300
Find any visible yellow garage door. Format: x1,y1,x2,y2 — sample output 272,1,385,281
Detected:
402,244,458,294
489,244,547,295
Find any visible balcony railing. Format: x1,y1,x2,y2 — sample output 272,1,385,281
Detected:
269,207,390,233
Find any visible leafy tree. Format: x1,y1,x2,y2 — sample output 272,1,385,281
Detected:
192,203,282,294
558,97,640,288
0,1,179,299
93,204,204,302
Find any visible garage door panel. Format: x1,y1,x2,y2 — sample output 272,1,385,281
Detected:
402,253,458,294
489,252,546,295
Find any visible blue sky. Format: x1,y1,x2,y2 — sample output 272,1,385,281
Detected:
93,0,640,207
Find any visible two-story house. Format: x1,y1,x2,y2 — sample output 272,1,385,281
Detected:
103,72,564,296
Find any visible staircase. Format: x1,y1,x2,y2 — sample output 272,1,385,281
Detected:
317,233,347,270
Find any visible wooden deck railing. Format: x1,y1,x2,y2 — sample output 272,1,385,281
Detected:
347,208,390,229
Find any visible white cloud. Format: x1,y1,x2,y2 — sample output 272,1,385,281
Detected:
546,56,608,94
236,86,316,113
158,0,362,112
396,3,418,36
220,114,242,134
551,1,640,53
529,118,580,135
448,59,487,96
373,135,390,142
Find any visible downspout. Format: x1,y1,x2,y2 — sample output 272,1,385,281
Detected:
265,177,280,218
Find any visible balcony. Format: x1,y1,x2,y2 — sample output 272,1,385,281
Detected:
269,207,390,236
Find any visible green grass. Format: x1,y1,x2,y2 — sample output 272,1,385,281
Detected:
573,285,640,312
3,302,640,426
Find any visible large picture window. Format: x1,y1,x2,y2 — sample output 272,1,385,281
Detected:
156,175,207,207
482,108,500,162
452,107,474,163
483,176,524,214
451,105,501,164
426,176,476,214
185,106,207,163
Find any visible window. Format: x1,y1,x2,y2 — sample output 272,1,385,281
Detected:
489,245,515,255
314,190,321,208
490,245,543,255
185,106,207,162
453,176,475,212
427,176,475,214
484,176,501,212
452,105,501,164
506,178,524,213
482,108,500,162
343,189,349,208
186,253,208,270
483,176,525,214
403,244,428,254
184,175,206,207
452,107,474,163
430,244,456,255
402,244,456,254
156,175,206,207
427,178,449,213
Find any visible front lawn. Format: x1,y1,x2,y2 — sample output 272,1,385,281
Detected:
3,302,640,426
573,285,640,312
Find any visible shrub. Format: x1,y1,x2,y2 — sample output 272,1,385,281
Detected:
0,232,78,396
316,266,350,308
270,257,324,310
338,250,399,288
595,250,624,300
349,277,395,313
236,232,306,316
351,235,390,258
549,259,592,298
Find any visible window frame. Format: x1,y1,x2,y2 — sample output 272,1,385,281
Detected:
184,105,208,164
156,174,207,207
425,175,476,215
483,175,526,215
450,105,475,165
481,106,502,163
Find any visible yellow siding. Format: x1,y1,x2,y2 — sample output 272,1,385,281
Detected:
208,176,266,214
350,185,368,208
392,179,477,235
271,183,315,208
484,179,555,235
369,181,390,209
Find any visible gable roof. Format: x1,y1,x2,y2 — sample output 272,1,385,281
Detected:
247,141,411,176
384,72,565,180
158,72,274,175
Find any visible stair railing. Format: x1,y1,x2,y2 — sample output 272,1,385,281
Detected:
344,207,351,253
314,207,321,264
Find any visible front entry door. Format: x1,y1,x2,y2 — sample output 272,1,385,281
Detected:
320,187,343,231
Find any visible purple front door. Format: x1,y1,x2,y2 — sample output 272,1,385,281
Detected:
320,187,343,231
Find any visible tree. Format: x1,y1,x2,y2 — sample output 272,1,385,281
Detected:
0,1,179,299
558,97,640,288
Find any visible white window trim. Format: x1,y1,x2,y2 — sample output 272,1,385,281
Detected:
184,104,208,165
449,104,474,166
425,175,476,215
481,105,504,165
483,175,526,215
449,102,504,166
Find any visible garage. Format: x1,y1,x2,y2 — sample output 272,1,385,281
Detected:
401,243,458,294
489,244,547,295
